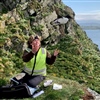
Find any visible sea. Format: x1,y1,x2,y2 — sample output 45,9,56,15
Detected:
77,20,100,50
84,29,100,50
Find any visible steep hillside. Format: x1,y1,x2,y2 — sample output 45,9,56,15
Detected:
0,0,100,99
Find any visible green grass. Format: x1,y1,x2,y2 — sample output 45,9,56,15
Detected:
23,75,85,100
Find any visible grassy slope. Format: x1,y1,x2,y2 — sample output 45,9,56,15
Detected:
47,24,100,94
24,75,85,100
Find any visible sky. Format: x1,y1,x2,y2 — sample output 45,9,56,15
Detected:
62,0,100,21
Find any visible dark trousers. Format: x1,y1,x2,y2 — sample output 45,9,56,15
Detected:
20,71,45,88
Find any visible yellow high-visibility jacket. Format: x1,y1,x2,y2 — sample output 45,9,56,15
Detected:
24,48,46,76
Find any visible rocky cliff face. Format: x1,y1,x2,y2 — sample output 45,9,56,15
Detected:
0,0,75,51
0,0,100,97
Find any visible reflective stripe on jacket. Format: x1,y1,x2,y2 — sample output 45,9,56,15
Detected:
24,48,46,76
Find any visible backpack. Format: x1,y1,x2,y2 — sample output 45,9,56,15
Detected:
0,73,43,99
0,83,32,99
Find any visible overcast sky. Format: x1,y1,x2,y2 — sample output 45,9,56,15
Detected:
62,0,100,21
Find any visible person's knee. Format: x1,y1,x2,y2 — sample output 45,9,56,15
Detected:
27,75,45,87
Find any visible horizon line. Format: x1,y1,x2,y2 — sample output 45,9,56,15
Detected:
62,0,100,2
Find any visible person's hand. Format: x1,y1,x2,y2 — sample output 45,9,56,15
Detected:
54,49,59,56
